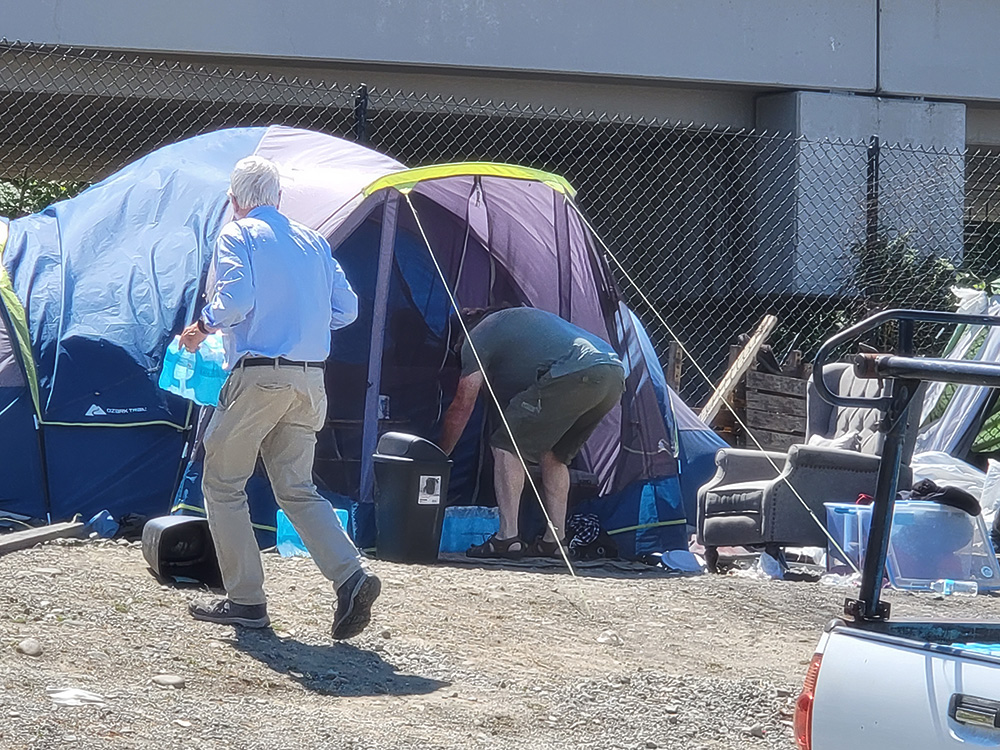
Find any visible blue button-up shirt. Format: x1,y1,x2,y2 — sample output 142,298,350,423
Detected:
201,206,358,369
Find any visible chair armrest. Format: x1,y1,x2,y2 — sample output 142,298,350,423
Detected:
785,444,882,473
711,448,787,484
763,444,914,547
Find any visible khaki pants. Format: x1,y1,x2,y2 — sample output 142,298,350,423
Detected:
202,363,364,606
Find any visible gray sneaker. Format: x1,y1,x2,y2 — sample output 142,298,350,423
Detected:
332,569,381,640
189,597,270,628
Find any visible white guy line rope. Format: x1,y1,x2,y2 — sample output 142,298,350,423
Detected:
403,192,582,581
568,202,861,576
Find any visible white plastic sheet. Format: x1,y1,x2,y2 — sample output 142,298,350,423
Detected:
910,450,986,499
916,287,1000,454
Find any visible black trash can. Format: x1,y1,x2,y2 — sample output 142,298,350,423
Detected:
373,432,452,563
141,515,223,587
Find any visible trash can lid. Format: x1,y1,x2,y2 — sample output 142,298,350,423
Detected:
375,432,450,462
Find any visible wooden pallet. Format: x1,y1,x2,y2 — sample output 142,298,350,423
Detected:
740,370,807,450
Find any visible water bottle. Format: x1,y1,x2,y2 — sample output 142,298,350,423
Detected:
158,337,196,400
175,349,196,401
929,579,978,597
158,333,228,406
192,333,227,406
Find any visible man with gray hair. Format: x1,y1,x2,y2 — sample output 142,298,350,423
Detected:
179,155,380,639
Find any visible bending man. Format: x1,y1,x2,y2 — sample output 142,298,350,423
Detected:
179,156,380,638
438,306,625,559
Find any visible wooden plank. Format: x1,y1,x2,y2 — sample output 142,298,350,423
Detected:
745,370,807,397
700,314,779,424
746,408,806,435
746,390,807,417
0,521,86,557
751,429,802,451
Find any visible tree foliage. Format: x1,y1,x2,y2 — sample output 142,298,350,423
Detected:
0,178,89,218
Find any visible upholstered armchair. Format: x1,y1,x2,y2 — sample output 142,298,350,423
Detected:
696,363,922,571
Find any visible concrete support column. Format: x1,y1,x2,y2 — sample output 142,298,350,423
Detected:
754,91,966,295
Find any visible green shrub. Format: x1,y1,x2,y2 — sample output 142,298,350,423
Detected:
0,178,89,218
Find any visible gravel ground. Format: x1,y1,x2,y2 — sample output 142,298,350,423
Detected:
2,540,998,750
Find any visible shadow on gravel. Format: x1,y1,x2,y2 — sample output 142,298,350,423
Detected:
229,629,449,697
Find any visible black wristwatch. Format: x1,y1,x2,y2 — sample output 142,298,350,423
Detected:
196,318,211,334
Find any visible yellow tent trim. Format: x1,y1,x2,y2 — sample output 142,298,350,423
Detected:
606,518,687,536
43,419,188,430
171,502,277,533
0,221,42,416
362,162,577,198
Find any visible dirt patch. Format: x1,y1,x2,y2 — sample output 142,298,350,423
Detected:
2,541,996,749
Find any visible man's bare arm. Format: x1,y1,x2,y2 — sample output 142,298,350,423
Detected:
438,371,485,455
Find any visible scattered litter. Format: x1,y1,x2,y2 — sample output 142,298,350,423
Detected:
172,719,192,728
152,674,186,689
731,551,785,580
597,629,623,646
819,572,862,588
46,687,106,706
660,550,704,574
758,551,785,579
87,509,119,539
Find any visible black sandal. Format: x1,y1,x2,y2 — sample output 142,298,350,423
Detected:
466,534,526,560
525,538,565,559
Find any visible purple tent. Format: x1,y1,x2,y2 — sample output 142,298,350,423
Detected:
323,163,689,556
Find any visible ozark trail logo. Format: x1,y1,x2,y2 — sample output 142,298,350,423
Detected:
85,404,147,417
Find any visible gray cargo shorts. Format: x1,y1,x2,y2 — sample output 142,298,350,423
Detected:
490,363,626,465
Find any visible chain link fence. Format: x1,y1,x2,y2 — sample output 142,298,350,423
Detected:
2,41,999,406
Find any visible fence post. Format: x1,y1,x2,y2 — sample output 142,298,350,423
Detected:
866,135,880,251
354,84,369,144
666,341,683,391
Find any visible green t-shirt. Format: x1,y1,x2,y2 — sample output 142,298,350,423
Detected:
460,307,623,406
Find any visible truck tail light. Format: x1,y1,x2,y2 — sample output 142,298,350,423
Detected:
794,653,822,750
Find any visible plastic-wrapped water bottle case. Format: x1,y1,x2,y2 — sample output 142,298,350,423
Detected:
158,333,228,406
929,579,978,597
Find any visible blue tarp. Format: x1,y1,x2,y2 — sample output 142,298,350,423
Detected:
1,128,265,521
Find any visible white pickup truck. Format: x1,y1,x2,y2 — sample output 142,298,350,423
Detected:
791,310,1000,750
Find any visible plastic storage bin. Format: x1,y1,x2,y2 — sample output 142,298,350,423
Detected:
439,506,500,554
824,500,1000,591
824,503,873,574
276,507,349,558
373,432,452,563
158,332,228,406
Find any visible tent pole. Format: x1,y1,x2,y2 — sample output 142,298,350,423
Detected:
359,192,399,504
